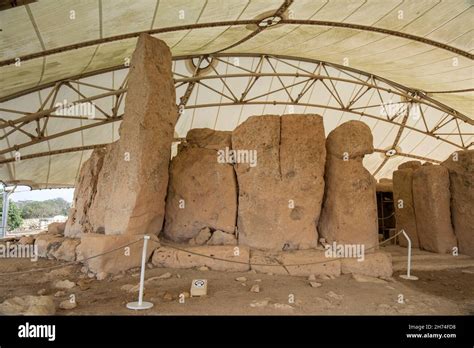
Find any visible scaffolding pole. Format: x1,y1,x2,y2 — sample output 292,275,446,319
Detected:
0,188,11,239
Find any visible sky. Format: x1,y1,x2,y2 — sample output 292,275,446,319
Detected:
9,187,75,202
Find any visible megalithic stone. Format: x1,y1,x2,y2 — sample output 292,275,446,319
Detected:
64,147,107,237
68,34,177,236
102,34,177,235
163,128,238,242
392,161,422,248
318,120,378,252
412,165,457,254
232,114,326,251
441,150,473,256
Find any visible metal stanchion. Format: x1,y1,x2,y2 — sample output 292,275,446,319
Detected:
399,229,418,281
126,235,154,310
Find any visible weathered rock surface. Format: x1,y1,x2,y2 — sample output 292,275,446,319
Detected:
185,127,232,151
392,163,420,248
232,114,326,250
18,236,34,245
70,34,177,236
442,150,474,256
319,121,378,251
51,238,81,261
164,129,237,242
0,296,55,315
412,165,457,254
340,252,392,278
376,178,392,192
151,245,249,272
34,234,65,259
207,230,238,246
325,121,374,158
250,249,341,276
76,233,158,274
48,222,65,235
398,161,422,170
188,227,212,245
59,300,77,310
54,279,76,289
65,147,107,237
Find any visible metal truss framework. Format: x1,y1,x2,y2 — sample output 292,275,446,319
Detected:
0,54,472,181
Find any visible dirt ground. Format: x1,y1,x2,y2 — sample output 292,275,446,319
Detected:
0,256,472,315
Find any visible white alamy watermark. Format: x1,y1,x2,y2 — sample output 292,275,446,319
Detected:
217,147,257,167
0,242,38,262
324,242,365,262
380,100,420,120
18,322,55,341
55,99,96,119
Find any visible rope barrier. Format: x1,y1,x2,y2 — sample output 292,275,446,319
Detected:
0,231,403,276
0,237,143,276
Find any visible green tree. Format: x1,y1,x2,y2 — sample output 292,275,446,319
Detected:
16,198,71,219
0,199,23,231
7,201,23,230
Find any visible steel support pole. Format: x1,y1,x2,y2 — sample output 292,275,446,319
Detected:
0,189,11,239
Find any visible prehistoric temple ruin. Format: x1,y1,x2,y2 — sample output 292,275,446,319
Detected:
25,35,472,280
1,2,473,343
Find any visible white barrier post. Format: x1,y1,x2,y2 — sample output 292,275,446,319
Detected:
399,230,418,281
126,235,154,310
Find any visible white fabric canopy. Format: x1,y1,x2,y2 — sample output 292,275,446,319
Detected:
0,0,472,188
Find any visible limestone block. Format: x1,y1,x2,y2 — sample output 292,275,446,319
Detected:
151,245,249,272
65,147,107,237
393,168,419,248
76,233,158,274
413,165,457,253
34,234,65,259
250,248,341,277
319,121,378,251
164,129,237,242
340,252,392,277
79,34,177,236
442,150,474,256
51,238,81,261
232,114,326,250
48,222,66,235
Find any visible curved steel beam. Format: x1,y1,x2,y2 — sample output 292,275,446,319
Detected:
1,55,471,167
1,53,470,126
0,18,472,68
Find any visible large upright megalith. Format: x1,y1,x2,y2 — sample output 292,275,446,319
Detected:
412,165,457,254
66,34,177,237
163,128,238,242
441,150,473,256
232,114,326,251
318,121,378,251
392,161,421,248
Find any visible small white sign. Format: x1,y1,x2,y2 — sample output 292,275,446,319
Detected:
190,279,208,297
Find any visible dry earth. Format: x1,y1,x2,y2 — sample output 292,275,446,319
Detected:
0,256,472,315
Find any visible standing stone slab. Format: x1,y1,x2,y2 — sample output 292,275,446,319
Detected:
65,147,107,237
232,114,326,251
163,129,238,242
76,34,177,236
442,150,474,256
318,121,378,251
412,165,457,254
392,163,421,248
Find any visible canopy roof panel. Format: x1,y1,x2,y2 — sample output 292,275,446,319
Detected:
0,0,472,188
